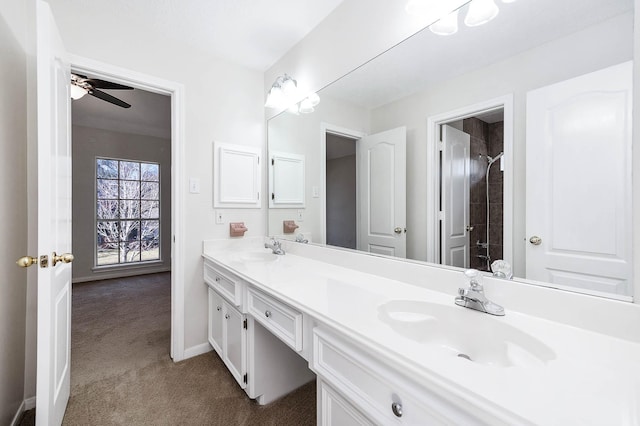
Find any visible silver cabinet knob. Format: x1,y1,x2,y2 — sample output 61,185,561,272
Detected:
391,402,403,418
216,306,221,311
529,236,542,245
265,310,272,318
224,314,230,319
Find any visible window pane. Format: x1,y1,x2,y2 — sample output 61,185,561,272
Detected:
141,201,159,219
121,242,141,263
120,181,140,199
120,161,140,180
97,242,119,266
97,200,118,219
141,182,159,200
141,220,159,241
97,221,119,242
141,238,160,261
119,200,140,219
97,179,118,199
141,163,159,181
97,159,118,179
120,221,140,242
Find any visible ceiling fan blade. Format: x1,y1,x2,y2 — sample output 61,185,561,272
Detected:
88,89,131,108
87,79,133,90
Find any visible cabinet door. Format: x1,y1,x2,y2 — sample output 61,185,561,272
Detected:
319,380,373,426
208,288,224,356
223,301,247,389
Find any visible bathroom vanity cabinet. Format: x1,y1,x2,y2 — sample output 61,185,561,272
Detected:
204,260,314,404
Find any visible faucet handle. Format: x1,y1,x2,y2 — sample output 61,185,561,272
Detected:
458,287,466,297
463,269,484,291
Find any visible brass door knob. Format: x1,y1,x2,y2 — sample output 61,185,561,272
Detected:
52,252,74,266
529,236,542,246
16,256,38,268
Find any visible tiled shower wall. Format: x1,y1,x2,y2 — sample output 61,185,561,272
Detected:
462,118,503,271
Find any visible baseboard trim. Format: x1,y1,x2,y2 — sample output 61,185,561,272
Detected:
24,396,36,410
73,267,171,284
10,395,36,426
182,342,212,360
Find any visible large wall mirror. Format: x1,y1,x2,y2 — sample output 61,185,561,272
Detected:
267,0,635,301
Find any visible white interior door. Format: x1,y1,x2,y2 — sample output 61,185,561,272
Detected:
526,61,633,297
441,125,470,268
357,127,406,257
35,1,73,425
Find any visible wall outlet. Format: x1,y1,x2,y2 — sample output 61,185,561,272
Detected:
215,210,224,224
296,210,304,222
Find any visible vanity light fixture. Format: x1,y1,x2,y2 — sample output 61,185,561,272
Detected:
265,73,320,114
422,0,512,36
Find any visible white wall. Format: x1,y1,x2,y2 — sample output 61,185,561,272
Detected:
71,125,172,282
0,3,28,424
369,13,633,273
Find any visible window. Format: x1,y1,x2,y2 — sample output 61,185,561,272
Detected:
96,158,160,266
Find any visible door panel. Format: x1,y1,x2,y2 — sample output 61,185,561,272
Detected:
36,1,72,424
208,288,223,356
525,61,632,297
357,127,406,258
223,302,246,389
441,125,470,268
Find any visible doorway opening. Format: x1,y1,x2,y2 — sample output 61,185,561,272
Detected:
440,110,504,271
426,95,514,272
325,133,357,249
69,57,186,362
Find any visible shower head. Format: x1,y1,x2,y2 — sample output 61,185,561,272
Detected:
487,152,504,165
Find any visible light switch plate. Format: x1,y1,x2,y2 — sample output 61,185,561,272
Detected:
189,177,200,194
312,186,319,198
296,210,304,221
215,210,224,224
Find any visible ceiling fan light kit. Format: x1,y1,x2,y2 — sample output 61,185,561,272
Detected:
70,73,134,108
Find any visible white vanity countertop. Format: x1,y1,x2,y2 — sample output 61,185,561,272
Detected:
202,243,640,425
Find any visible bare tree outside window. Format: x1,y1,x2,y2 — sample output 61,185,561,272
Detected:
96,158,160,266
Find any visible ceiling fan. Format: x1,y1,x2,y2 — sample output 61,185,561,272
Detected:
70,73,133,108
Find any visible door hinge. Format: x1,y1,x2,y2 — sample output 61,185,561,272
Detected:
438,140,444,151
271,158,274,166
243,319,247,329
438,210,444,220
271,193,275,200
243,373,248,384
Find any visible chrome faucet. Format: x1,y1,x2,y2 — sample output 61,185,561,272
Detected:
455,269,504,316
295,233,308,243
264,237,285,255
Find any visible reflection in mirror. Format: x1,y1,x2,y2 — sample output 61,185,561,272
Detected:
267,0,635,300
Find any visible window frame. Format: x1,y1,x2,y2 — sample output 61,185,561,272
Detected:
94,156,162,268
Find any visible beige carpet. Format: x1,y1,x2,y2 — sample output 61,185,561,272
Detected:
20,272,316,425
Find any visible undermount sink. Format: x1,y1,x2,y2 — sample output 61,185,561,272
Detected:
378,300,555,368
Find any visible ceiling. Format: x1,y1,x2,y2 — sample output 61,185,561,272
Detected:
47,0,346,71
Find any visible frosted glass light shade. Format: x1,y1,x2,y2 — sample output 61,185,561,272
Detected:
307,92,320,106
430,10,459,35
265,86,283,108
464,0,499,27
70,84,88,100
298,98,315,114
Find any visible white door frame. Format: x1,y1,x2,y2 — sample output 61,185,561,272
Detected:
426,94,514,267
319,122,366,246
69,54,187,361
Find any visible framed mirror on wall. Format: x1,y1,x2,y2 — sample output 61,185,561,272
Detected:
267,0,635,301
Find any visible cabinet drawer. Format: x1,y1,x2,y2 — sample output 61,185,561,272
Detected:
313,328,485,426
247,287,303,351
204,262,242,306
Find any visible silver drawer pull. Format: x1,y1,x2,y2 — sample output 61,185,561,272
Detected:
391,402,403,418
224,314,230,319
216,306,221,311
265,310,272,318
